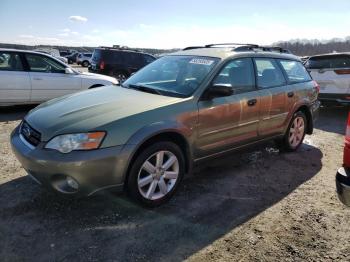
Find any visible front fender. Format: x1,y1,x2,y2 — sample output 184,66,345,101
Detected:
118,120,195,182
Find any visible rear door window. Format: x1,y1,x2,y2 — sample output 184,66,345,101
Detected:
306,55,350,69
278,60,311,84
254,58,286,88
0,52,23,71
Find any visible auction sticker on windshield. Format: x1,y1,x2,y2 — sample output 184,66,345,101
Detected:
189,58,214,66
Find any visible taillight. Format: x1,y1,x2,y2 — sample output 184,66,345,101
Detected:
335,69,350,75
312,80,320,94
344,112,350,167
100,60,105,70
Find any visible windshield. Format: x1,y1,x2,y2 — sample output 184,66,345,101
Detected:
123,55,220,97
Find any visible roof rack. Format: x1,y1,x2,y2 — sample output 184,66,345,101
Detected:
205,43,259,48
98,46,141,52
182,46,204,51
182,43,291,54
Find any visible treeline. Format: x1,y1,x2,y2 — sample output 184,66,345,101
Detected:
276,38,350,56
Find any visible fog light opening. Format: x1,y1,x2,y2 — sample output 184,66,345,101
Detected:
66,176,79,190
51,175,80,194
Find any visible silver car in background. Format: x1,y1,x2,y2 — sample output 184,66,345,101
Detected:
305,53,350,105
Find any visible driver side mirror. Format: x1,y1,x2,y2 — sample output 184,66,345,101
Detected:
202,84,234,100
65,67,75,74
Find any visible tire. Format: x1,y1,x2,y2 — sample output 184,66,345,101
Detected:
82,61,89,67
114,71,128,82
280,111,307,152
126,141,185,207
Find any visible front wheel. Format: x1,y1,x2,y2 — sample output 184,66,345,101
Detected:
280,111,307,151
126,142,185,207
114,71,128,83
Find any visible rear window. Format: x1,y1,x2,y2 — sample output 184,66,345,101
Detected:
91,49,102,62
278,60,311,83
306,55,350,69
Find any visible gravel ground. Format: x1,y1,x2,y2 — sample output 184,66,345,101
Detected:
0,105,349,262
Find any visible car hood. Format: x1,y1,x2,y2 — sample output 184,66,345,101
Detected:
25,86,182,141
78,71,118,84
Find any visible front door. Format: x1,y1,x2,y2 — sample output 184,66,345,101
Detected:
24,53,81,103
196,58,260,158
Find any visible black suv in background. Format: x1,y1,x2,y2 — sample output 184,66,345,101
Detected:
89,47,156,81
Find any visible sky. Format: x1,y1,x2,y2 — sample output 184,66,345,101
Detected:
1,0,350,49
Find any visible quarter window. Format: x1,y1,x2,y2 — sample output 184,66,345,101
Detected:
254,58,286,88
25,54,66,73
213,58,255,94
0,52,23,71
279,60,311,83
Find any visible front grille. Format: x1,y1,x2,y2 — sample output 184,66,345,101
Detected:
20,121,41,147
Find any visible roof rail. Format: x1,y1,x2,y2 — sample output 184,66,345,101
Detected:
233,45,291,54
205,43,259,48
182,46,204,51
98,46,141,52
182,43,292,54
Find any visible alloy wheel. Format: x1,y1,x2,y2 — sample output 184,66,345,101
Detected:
137,150,179,200
289,116,305,148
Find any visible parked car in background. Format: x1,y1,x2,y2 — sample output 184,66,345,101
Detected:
77,53,92,67
0,49,118,106
11,44,320,207
305,53,350,105
59,50,70,57
336,112,350,206
66,52,79,64
89,46,156,82
35,48,68,64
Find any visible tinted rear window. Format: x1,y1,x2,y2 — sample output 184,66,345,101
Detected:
306,55,350,69
91,49,102,62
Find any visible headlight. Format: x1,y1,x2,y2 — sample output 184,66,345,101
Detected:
45,132,106,153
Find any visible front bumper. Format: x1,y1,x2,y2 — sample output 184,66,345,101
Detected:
336,167,350,206
11,126,129,196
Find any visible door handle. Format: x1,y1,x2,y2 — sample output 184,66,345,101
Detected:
287,91,294,98
247,99,257,106
33,78,43,81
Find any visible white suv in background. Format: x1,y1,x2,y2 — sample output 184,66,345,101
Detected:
305,53,350,105
0,49,118,106
77,53,92,67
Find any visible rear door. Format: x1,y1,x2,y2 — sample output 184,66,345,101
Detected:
0,51,31,104
24,53,81,102
306,54,350,95
196,58,260,157
253,58,289,137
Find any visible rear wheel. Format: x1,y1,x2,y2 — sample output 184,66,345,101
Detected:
82,60,89,67
280,111,307,151
127,142,185,207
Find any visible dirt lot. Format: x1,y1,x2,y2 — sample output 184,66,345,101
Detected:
0,105,349,262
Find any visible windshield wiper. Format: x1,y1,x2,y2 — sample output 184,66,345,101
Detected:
127,84,163,95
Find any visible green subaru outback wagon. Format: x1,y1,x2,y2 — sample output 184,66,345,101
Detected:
11,44,320,207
